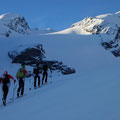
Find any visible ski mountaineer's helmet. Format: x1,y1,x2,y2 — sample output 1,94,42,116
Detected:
3,71,8,76
36,63,39,67
21,64,25,68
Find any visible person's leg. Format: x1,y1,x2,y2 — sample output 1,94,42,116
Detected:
2,85,8,105
34,75,37,88
2,85,5,101
45,72,48,83
21,79,24,96
4,85,8,101
38,75,40,87
42,72,45,84
17,79,22,97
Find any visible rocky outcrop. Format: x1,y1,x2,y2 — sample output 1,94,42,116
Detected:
8,44,75,75
8,44,45,64
101,27,120,57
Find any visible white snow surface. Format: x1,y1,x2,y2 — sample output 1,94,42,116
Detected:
96,11,120,26
0,12,120,120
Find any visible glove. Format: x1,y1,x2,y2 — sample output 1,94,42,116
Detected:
14,79,16,83
0,77,2,83
29,74,31,77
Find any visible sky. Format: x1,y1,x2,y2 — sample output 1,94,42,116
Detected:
0,0,120,30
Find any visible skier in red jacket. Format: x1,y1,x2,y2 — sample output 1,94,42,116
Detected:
0,71,16,106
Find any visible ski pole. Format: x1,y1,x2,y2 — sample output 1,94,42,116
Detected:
29,78,31,90
12,83,17,102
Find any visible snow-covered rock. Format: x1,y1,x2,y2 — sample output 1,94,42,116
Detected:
8,44,45,64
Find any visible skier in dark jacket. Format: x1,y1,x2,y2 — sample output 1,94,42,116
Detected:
42,63,52,84
16,64,27,97
0,71,16,106
33,64,41,88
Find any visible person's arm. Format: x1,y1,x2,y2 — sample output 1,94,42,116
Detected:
23,69,27,76
48,66,52,73
24,69,31,77
8,75,13,79
8,75,16,83
0,77,2,84
24,69,27,74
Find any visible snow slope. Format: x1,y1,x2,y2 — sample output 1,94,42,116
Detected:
0,32,120,120
0,12,120,120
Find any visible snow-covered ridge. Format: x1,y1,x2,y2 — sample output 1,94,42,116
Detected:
52,11,120,37
0,13,22,20
71,17,104,34
70,11,120,35
0,13,57,37
0,13,30,37
96,11,120,26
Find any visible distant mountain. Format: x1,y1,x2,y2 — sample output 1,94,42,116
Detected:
71,11,120,35
31,28,56,35
0,13,30,37
55,11,120,38
70,11,120,43
0,13,57,37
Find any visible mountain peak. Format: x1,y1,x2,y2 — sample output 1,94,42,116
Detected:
0,13,30,37
0,13,22,20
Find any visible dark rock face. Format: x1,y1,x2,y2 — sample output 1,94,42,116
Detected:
112,49,120,57
101,41,118,50
5,17,30,34
8,44,75,75
100,27,120,57
31,61,76,75
110,28,120,57
115,27,120,41
8,44,45,64
101,41,119,57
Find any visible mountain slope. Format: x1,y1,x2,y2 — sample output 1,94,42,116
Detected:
0,32,120,120
0,11,120,120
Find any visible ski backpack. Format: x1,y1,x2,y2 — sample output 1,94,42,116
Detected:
33,67,39,74
2,74,10,85
17,68,25,78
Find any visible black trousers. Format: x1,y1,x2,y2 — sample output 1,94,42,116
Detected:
17,78,24,96
42,72,48,84
34,75,40,87
2,85,9,101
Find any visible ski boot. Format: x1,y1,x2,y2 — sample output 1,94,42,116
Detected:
2,98,6,106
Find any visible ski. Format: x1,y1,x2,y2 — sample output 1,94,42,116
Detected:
34,81,52,90
0,81,52,108
0,100,13,108
0,94,27,108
